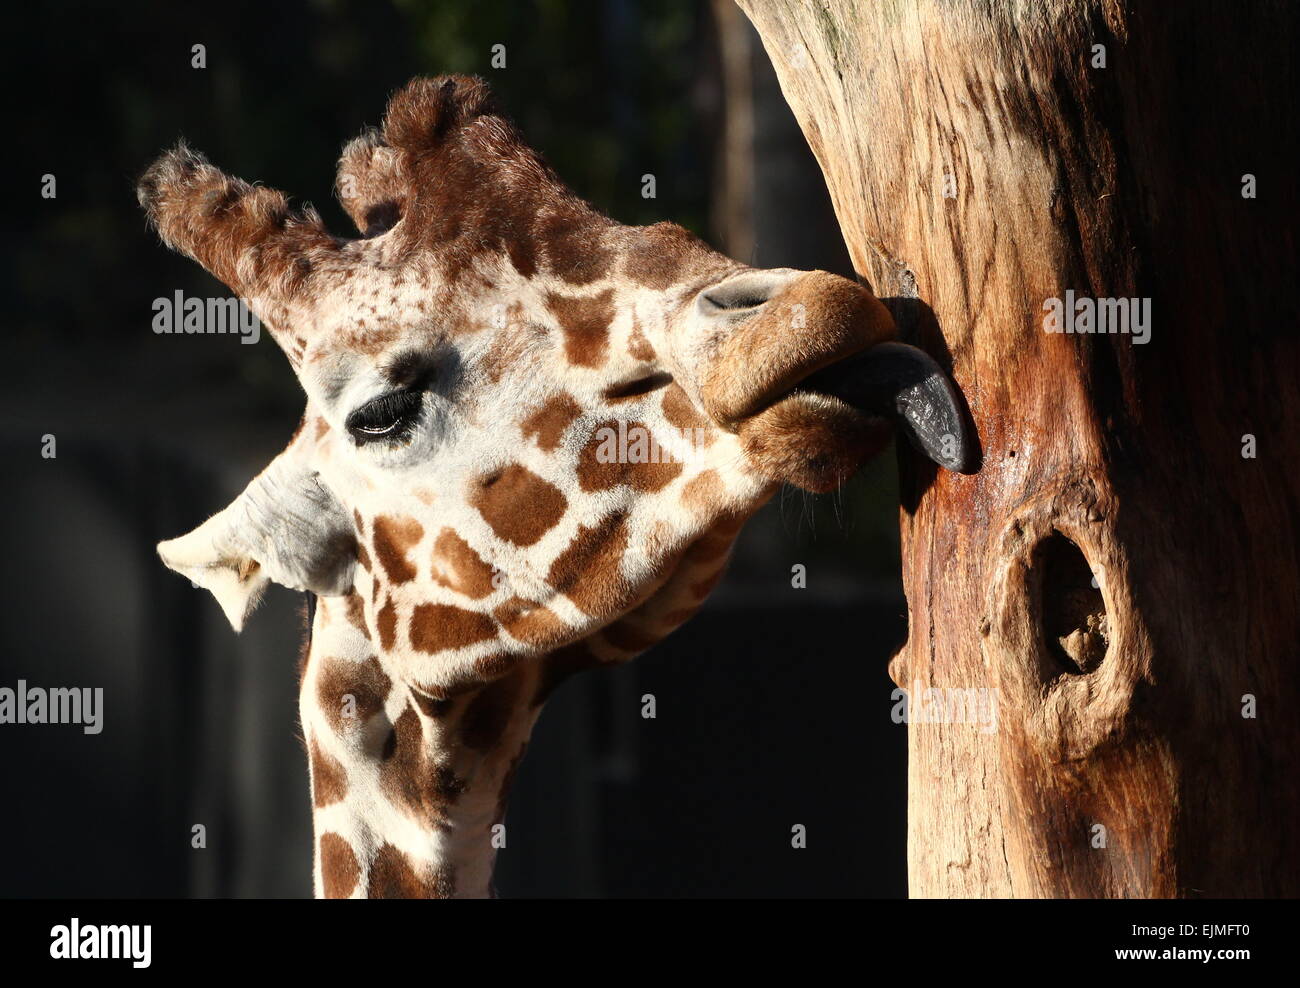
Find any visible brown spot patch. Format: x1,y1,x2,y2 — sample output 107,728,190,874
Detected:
546,289,615,368
662,385,714,442
380,703,468,827
507,233,537,279
319,833,360,898
410,603,498,652
626,222,730,290
412,680,450,702
682,469,725,516
340,322,402,357
686,531,736,567
411,686,455,718
310,739,348,807
663,603,704,626
521,393,581,451
343,590,370,637
691,566,727,600
316,654,392,734
473,651,520,679
430,763,469,809
367,843,454,899
546,511,630,616
470,463,567,547
372,515,424,583
381,702,420,762
495,742,528,823
430,528,497,599
493,596,567,647
479,310,531,383
602,618,659,655
711,511,747,538
577,420,683,493
627,317,655,362
541,213,613,285
376,598,398,650
462,675,523,751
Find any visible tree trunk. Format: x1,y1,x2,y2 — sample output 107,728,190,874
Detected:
738,0,1300,897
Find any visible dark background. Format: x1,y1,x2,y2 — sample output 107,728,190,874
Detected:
2,0,908,897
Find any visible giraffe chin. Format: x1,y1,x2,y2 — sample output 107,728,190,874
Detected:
736,390,893,493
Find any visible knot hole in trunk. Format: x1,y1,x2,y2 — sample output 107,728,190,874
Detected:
1036,532,1108,676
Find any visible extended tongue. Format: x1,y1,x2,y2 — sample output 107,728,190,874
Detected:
805,342,973,473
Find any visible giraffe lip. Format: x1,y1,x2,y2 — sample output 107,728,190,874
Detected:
734,369,892,494
742,343,880,424
789,348,889,412
721,337,874,429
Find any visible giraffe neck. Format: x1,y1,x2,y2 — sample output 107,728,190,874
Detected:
300,592,544,899
297,508,754,898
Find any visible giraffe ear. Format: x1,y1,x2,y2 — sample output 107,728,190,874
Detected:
157,447,357,631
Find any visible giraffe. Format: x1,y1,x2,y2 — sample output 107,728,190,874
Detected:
138,76,967,898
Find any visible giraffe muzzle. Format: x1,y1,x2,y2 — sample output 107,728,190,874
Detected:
697,271,973,488
697,270,892,429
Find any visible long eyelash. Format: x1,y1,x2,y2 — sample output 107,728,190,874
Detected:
349,391,420,429
346,389,423,444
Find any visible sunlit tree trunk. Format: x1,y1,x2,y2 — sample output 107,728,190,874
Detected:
739,0,1300,897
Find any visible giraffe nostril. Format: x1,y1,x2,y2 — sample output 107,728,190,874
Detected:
698,271,791,316
703,290,768,312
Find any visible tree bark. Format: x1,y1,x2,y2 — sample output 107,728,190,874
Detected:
738,0,1300,897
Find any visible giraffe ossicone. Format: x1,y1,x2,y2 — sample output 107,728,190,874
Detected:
139,75,965,898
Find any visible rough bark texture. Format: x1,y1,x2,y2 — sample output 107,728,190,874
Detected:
739,0,1299,897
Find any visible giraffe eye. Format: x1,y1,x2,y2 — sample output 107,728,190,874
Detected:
346,389,423,445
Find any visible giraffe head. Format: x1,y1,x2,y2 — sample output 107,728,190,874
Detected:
140,75,963,699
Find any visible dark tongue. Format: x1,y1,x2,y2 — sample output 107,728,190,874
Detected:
804,342,973,473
